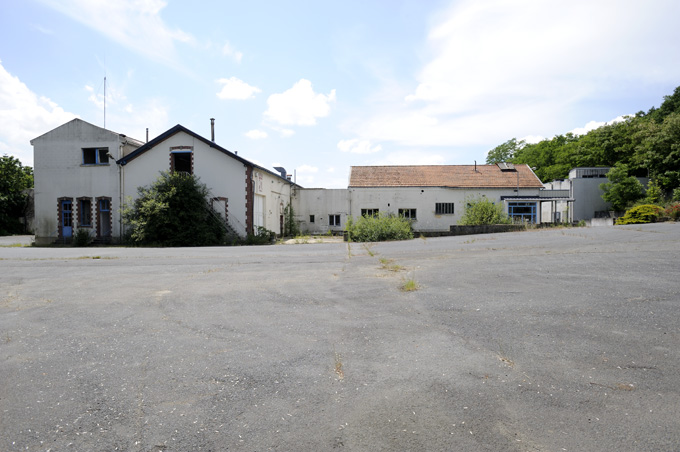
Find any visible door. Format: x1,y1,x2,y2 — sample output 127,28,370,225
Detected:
98,199,111,237
61,200,73,238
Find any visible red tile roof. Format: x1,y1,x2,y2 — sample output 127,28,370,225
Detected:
349,164,543,189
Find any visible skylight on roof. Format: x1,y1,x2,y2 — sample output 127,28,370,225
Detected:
497,162,516,171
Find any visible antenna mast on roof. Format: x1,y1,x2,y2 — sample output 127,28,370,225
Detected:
103,76,106,129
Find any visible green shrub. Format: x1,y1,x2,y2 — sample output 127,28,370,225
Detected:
283,203,300,237
122,172,226,246
344,213,413,242
245,226,275,245
665,202,680,221
73,228,92,247
644,179,664,205
616,204,664,225
459,196,511,225
673,187,680,202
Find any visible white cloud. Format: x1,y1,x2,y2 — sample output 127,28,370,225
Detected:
521,135,545,145
36,0,194,69
351,0,680,152
0,60,77,165
337,139,382,154
264,79,336,126
222,41,243,63
269,126,295,138
245,129,268,140
569,115,630,136
216,77,261,100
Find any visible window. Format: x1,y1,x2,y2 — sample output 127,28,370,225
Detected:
435,202,455,215
309,215,315,223
398,208,417,219
171,150,193,174
97,198,112,238
508,202,537,224
329,214,341,226
82,148,109,165
78,198,92,227
361,208,379,217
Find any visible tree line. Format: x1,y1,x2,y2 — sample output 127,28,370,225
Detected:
486,86,680,205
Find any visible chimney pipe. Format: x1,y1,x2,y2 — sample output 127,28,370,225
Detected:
146,128,149,143
474,160,477,172
210,118,215,142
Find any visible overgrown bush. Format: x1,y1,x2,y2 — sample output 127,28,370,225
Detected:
122,171,226,246
665,202,680,221
73,228,92,247
345,213,413,242
245,226,275,245
644,179,664,205
673,187,680,202
283,203,300,237
459,196,511,225
600,164,645,211
616,204,664,225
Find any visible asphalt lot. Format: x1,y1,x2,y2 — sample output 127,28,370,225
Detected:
1,223,679,451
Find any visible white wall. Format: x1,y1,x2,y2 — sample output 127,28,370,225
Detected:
122,131,249,236
295,189,350,234
295,186,538,233
253,169,292,235
32,119,127,244
349,187,535,232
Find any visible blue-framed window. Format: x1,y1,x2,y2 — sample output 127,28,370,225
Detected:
82,148,109,165
508,202,537,223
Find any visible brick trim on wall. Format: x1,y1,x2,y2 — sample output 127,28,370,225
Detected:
245,166,253,234
211,197,228,224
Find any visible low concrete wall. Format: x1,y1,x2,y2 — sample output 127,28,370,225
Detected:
588,218,614,227
448,224,526,236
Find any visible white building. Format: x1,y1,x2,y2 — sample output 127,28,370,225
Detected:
31,119,143,244
295,164,570,234
32,119,295,244
542,167,649,223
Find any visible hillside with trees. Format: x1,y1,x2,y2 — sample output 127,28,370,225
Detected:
486,86,680,201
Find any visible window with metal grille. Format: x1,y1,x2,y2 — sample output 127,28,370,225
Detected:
435,202,454,214
398,208,416,219
361,208,379,217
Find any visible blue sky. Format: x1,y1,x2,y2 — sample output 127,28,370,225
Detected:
1,0,679,188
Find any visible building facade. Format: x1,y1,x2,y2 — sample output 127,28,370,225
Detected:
32,119,295,244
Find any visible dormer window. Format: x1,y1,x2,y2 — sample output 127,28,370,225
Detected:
82,147,109,165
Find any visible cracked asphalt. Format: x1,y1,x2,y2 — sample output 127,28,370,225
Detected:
1,223,679,451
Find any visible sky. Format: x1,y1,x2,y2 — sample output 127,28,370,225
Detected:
1,0,679,188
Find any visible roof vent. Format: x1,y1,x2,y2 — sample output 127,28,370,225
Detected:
273,167,287,179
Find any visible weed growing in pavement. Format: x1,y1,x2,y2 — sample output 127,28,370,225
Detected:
362,243,376,256
379,257,404,272
334,350,344,380
401,278,419,292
